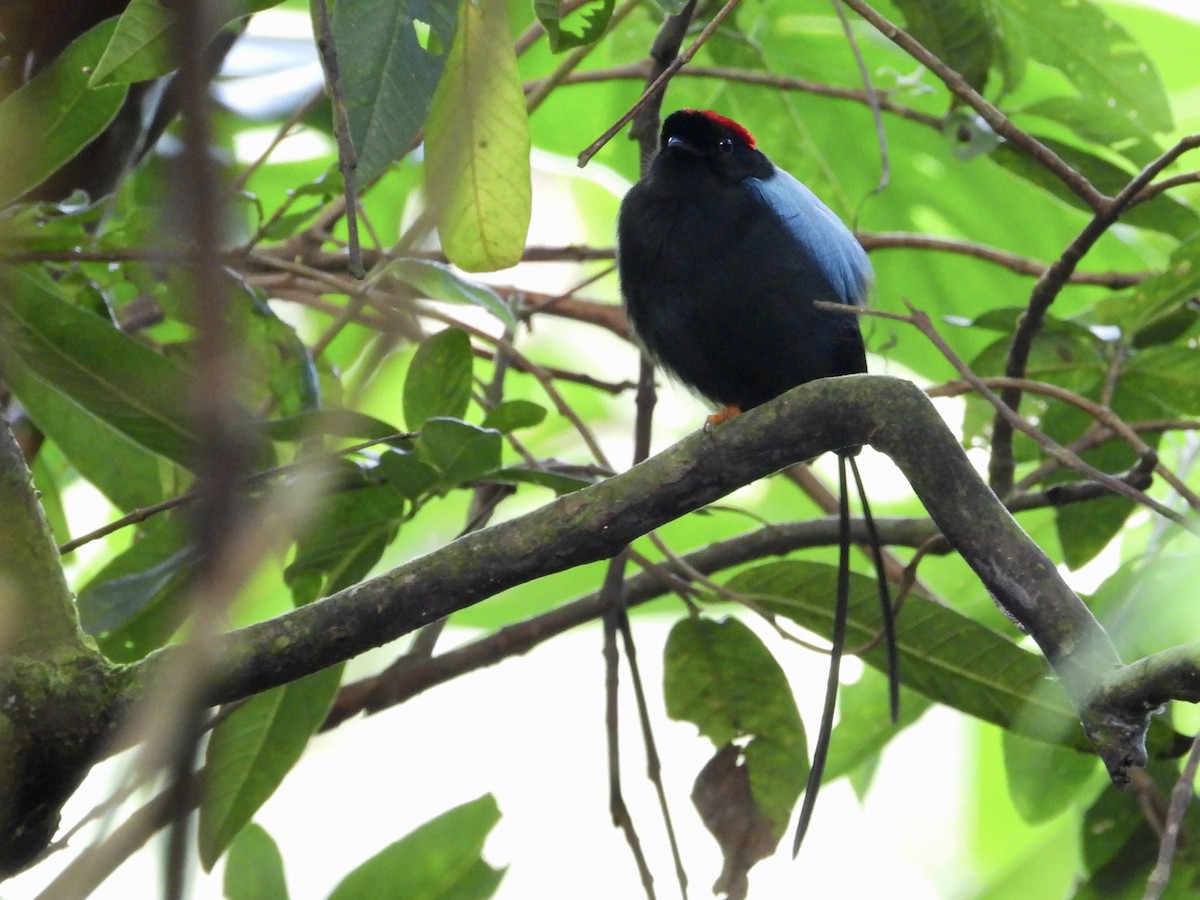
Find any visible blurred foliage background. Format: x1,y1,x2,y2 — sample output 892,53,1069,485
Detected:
1,0,1199,897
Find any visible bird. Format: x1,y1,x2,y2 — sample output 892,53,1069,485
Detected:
616,107,897,855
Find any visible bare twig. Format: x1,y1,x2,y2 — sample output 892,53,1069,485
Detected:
1144,731,1200,900
311,0,364,278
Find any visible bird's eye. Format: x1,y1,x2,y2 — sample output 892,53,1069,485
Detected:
718,138,734,154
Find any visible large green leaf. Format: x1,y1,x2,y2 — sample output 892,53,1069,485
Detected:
331,0,458,185
728,561,1088,749
1002,729,1098,824
8,363,170,513
0,266,204,470
199,664,343,870
991,139,1200,238
385,259,514,328
89,0,287,87
76,516,195,662
894,0,1002,94
424,0,531,271
327,795,505,900
0,19,127,205
663,615,808,838
823,668,931,784
403,327,474,430
995,0,1172,133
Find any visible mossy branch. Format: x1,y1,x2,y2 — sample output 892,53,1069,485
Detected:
127,375,1152,780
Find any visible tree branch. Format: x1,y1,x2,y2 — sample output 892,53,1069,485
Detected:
116,375,1151,782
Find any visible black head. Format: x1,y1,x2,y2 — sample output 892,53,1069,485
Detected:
654,109,774,184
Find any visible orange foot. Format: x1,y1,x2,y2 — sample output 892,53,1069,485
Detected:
705,405,743,429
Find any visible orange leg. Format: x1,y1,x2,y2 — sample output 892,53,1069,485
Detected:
705,405,743,428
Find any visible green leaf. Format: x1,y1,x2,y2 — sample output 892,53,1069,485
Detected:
729,561,1088,749
331,0,458,185
0,18,128,205
403,328,474,430
663,616,808,837
424,0,531,271
487,465,591,494
284,479,406,605
377,449,440,501
0,266,203,470
385,259,514,328
89,0,287,87
199,664,343,870
1002,729,1098,824
482,399,546,432
263,409,406,443
418,418,502,487
224,824,290,900
1016,96,1161,166
8,364,171,512
327,795,505,900
533,0,616,52
991,140,1200,238
76,516,195,662
823,668,931,784
894,0,1000,93
994,0,1172,134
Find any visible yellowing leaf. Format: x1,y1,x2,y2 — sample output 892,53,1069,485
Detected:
424,0,531,272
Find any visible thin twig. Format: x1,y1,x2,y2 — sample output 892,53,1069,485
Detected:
1144,730,1200,900
311,0,364,278
838,0,1106,210
989,133,1200,494
578,0,743,167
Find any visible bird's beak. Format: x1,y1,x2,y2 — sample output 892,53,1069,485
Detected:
666,136,686,150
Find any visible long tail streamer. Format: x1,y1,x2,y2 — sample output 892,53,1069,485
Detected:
792,452,900,855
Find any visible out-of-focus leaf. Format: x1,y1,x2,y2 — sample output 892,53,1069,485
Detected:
1098,235,1200,346
239,284,320,419
664,616,808,839
199,664,343,870
991,139,1199,238
0,266,206,470
1043,374,1168,569
533,0,615,52
1003,729,1098,824
0,19,127,205
77,517,194,662
487,465,590,494
263,409,407,443
995,0,1172,133
224,824,289,900
418,418,502,488
327,795,505,900
284,479,405,605
331,0,458,185
9,364,171,512
730,561,1089,749
424,0,531,271
1017,97,1161,166
824,668,931,784
1080,758,1200,896
385,259,514,328
89,0,286,87
403,327,474,430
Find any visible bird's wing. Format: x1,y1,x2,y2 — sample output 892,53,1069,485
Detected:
745,168,873,307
